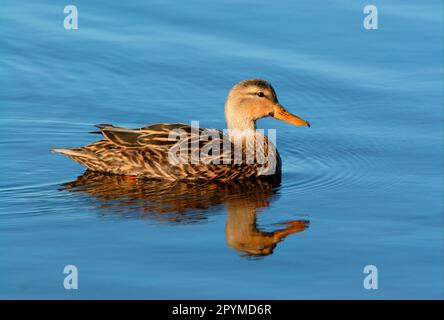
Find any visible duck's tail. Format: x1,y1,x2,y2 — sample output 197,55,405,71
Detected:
51,147,106,173
50,148,95,159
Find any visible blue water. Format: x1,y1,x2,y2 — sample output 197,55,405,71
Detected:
1,0,443,299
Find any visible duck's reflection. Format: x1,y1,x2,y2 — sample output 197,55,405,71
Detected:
61,171,309,257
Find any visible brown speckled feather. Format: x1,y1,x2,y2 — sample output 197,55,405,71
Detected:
51,123,281,181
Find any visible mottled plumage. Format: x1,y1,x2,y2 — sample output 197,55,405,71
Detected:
53,123,279,180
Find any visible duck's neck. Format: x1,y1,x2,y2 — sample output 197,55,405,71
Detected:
227,122,257,142
226,116,256,130
225,113,257,141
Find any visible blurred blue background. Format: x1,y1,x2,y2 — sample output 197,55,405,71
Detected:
0,0,443,298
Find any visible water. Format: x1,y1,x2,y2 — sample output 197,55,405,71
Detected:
1,0,443,299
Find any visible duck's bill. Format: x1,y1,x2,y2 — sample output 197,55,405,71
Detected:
273,105,310,127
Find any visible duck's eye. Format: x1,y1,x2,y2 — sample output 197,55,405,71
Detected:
257,92,265,97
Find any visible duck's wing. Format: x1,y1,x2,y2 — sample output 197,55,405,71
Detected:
95,123,194,149
95,123,229,156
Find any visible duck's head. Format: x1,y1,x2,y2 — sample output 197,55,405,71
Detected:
224,79,310,131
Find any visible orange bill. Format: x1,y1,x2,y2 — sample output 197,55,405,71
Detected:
273,104,310,127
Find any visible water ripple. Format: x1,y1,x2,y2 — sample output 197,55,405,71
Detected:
279,133,401,195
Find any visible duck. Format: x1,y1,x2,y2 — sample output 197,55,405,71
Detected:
51,79,310,181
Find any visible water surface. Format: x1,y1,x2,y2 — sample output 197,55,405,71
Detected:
1,0,443,299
